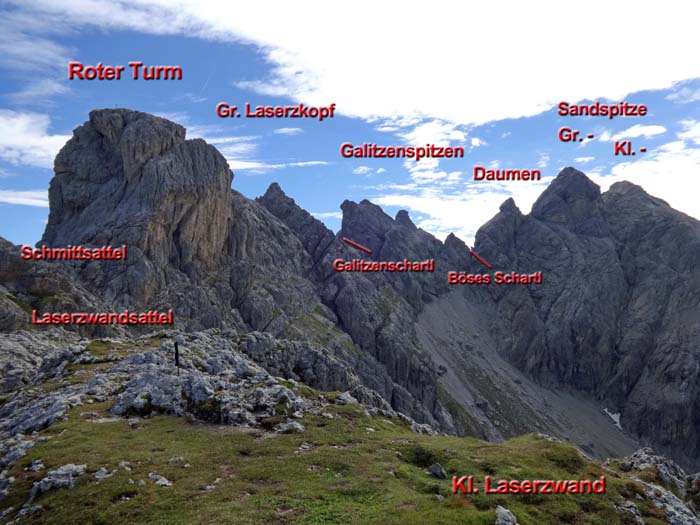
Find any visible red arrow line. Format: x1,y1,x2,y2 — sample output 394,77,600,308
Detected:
342,237,372,254
470,248,492,269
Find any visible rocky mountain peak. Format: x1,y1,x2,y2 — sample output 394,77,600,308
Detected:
257,182,335,260
340,199,394,228
88,109,186,181
530,167,607,235
499,197,521,214
444,232,463,246
395,209,417,229
474,197,524,261
608,180,645,195
5,109,700,476
605,180,670,209
339,199,396,256
552,165,599,190
532,167,601,214
262,182,285,199
89,108,185,141
258,182,298,211
42,108,233,308
442,232,471,262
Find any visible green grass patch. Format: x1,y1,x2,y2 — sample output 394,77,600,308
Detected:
6,294,33,314
0,401,649,525
85,340,131,359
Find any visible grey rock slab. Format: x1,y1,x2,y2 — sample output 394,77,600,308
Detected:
274,421,305,434
148,472,173,487
27,464,86,504
428,463,446,479
495,505,519,525
94,467,116,480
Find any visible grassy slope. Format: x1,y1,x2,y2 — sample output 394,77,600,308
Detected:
2,400,665,525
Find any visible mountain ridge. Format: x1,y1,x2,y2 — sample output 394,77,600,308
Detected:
2,108,699,472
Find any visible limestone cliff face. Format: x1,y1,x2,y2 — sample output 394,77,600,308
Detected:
21,109,447,429
3,110,700,469
42,109,233,312
476,168,700,467
256,183,335,261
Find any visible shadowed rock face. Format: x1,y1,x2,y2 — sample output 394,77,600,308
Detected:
3,110,700,469
476,167,700,467
0,238,112,337
43,109,233,309
256,183,335,261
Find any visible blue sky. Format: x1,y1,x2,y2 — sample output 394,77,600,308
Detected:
1,2,700,246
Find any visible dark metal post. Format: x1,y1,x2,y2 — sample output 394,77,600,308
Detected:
174,340,180,376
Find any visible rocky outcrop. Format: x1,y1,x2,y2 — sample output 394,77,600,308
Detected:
610,448,700,524
619,448,689,496
476,167,700,468
0,238,108,335
27,464,86,504
41,109,234,328
0,331,81,393
256,182,335,261
495,505,519,525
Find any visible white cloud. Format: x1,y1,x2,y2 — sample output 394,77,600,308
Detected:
590,138,700,220
273,127,303,136
205,136,261,145
352,166,388,176
373,160,644,246
399,120,467,146
372,177,552,245
156,111,266,167
197,135,261,160
311,211,342,220
403,158,447,185
666,82,700,103
382,125,700,244
157,111,323,173
365,182,418,192
0,189,48,207
0,18,70,73
599,124,667,142
678,119,700,144
227,160,275,171
4,1,700,238
366,141,700,244
537,152,550,168
215,142,258,158
471,137,486,147
287,161,328,168
400,157,459,186
574,156,595,163
228,159,329,173
154,111,189,124
0,110,70,168
371,115,424,128
8,79,71,105
10,1,700,127
170,92,208,104
156,112,236,142
0,10,74,106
